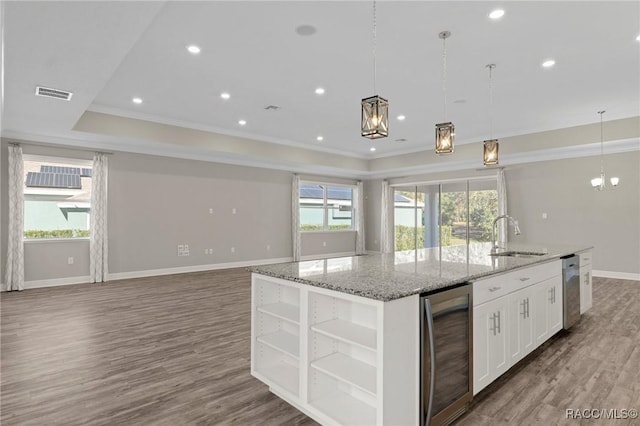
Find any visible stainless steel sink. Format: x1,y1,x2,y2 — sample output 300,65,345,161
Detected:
489,250,547,258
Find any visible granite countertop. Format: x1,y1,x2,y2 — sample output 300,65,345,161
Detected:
250,243,593,302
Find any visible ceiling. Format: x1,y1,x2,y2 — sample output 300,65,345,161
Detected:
2,1,639,175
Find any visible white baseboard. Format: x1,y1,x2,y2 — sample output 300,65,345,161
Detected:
593,270,640,281
107,257,294,281
1,275,92,292
299,251,356,261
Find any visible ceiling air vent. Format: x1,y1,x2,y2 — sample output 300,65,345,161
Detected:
264,105,281,111
35,86,73,101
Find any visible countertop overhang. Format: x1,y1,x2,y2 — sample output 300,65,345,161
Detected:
250,243,593,302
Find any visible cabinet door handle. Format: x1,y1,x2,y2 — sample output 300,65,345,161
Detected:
488,286,501,292
519,277,530,282
521,300,527,319
549,288,554,304
496,311,501,334
553,287,556,304
489,313,496,336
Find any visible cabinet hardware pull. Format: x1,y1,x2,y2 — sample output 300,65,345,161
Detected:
488,286,501,292
424,299,435,424
519,277,530,282
521,300,527,319
496,311,501,333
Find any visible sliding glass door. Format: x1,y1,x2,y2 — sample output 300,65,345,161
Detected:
393,178,498,251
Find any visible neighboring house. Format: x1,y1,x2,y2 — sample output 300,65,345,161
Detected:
23,160,92,238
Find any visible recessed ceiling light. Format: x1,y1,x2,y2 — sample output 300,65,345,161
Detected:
370,147,376,152
397,115,406,121
220,92,231,100
132,97,143,104
315,87,325,95
316,136,324,141
489,9,505,20
187,45,201,54
636,34,640,41
542,59,556,68
238,119,247,126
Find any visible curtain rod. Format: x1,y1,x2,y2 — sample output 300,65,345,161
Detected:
6,140,113,155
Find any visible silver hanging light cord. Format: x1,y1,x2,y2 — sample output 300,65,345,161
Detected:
372,0,377,95
488,64,495,140
442,35,447,118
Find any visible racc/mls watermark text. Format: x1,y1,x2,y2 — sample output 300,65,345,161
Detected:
566,408,638,420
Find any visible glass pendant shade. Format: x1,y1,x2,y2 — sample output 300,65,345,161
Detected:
591,173,604,190
435,122,454,154
361,95,389,139
610,177,620,186
483,139,499,166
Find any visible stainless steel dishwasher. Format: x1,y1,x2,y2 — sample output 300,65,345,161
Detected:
420,284,472,426
562,254,581,329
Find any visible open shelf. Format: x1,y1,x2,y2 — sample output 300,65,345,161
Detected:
310,352,376,396
258,302,300,324
257,330,299,359
311,319,377,351
256,361,299,396
310,390,376,426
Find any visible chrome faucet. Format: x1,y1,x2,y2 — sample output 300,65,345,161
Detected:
491,215,521,253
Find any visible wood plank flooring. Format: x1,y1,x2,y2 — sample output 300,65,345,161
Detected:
1,271,638,425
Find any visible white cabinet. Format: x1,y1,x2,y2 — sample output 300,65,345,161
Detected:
473,296,509,393
251,274,419,426
473,260,562,395
579,251,593,313
532,276,563,347
507,286,534,365
251,276,301,397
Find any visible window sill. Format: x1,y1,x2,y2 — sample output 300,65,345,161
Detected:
24,238,90,244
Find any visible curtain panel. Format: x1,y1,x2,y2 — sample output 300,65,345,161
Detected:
89,153,108,282
355,181,366,255
292,174,301,261
5,144,25,291
380,180,393,254
497,169,508,245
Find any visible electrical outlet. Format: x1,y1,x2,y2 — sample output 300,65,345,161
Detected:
184,244,190,256
231,247,235,253
68,257,74,265
267,244,271,251
322,241,327,247
177,245,184,256
542,212,548,219
204,249,208,255
209,208,213,214
232,208,236,215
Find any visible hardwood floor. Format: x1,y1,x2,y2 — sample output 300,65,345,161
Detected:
1,272,638,425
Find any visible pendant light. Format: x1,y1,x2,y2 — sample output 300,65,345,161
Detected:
361,0,389,139
435,30,454,154
483,64,499,166
590,110,620,190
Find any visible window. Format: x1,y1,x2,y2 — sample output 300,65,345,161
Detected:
299,183,354,231
393,178,498,251
23,156,93,239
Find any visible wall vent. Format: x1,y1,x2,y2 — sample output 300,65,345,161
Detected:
264,105,281,111
35,86,73,101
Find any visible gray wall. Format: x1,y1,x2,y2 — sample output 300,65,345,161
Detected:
364,152,640,275
1,139,356,285
506,151,639,274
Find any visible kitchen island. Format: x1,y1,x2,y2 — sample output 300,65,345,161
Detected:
250,243,592,426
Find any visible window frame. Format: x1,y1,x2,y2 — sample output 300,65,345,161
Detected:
299,180,356,232
22,154,93,242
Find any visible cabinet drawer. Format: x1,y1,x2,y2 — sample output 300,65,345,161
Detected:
474,261,561,306
579,251,592,267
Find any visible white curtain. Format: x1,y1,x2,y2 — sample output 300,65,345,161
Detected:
380,180,393,254
497,168,508,246
292,174,301,261
5,144,24,291
354,181,366,255
90,153,108,283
